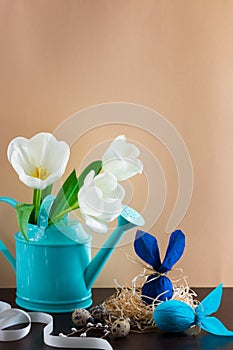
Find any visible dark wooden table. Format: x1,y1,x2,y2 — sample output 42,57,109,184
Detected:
0,288,233,350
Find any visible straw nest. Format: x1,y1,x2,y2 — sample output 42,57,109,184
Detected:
102,270,199,333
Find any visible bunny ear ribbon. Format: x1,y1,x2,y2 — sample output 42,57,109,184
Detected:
159,230,185,273
134,230,161,270
196,284,233,336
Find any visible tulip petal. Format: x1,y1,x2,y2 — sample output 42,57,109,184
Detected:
78,185,104,217
82,214,108,234
114,183,125,201
78,170,125,230
102,135,143,181
103,159,143,181
7,132,70,190
94,172,118,194
103,135,140,159
42,140,70,174
83,170,95,187
101,199,122,221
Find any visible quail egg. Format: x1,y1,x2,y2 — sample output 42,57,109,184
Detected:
111,318,130,338
90,305,109,321
72,308,94,327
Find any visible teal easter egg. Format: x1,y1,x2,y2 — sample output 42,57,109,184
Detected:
153,300,195,333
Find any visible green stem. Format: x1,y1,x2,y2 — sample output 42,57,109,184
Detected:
33,189,42,224
48,204,79,226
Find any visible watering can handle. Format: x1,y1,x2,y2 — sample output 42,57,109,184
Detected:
0,241,16,272
0,197,17,271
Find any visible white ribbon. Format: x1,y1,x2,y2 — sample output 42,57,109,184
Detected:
0,301,113,349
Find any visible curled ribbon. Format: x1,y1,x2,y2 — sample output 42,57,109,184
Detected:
0,301,113,349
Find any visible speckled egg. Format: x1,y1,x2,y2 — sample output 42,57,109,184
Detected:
90,305,109,321
72,308,94,327
111,318,130,338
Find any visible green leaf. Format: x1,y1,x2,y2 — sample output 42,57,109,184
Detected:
49,161,102,224
78,160,102,189
49,169,79,222
16,203,34,242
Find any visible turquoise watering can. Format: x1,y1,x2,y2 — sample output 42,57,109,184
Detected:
0,196,144,313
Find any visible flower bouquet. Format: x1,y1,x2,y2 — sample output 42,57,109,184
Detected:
0,133,144,312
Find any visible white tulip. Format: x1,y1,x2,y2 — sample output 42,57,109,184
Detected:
7,132,70,190
78,170,125,233
102,135,143,181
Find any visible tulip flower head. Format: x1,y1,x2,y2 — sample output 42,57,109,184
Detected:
78,170,125,233
7,132,70,190
102,135,143,181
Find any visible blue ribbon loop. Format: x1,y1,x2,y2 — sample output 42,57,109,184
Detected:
195,284,233,336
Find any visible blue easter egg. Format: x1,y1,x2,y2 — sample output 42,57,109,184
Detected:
142,274,173,304
153,300,195,333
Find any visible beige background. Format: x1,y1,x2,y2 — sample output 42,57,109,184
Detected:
0,0,233,288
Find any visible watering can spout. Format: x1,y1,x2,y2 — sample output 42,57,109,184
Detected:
84,206,145,290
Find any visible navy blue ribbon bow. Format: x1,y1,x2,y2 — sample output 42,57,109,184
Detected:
134,229,185,304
